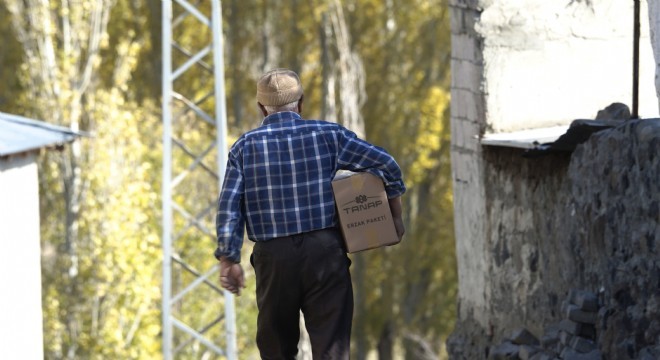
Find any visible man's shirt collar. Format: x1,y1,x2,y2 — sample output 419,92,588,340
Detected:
261,111,302,126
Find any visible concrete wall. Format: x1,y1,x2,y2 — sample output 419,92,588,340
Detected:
458,0,658,134
449,0,660,358
649,0,660,112
450,0,491,332
0,152,45,359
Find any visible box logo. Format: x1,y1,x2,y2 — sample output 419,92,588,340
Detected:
341,194,383,214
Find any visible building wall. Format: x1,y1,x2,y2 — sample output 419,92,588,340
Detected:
473,0,658,133
0,152,45,359
449,0,491,331
449,119,660,359
648,0,660,111
479,0,657,131
449,0,660,358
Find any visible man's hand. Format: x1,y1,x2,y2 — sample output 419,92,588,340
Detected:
393,217,405,240
388,196,405,241
219,258,245,295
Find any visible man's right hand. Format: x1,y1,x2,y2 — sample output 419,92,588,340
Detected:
393,217,405,240
219,258,245,295
388,196,405,241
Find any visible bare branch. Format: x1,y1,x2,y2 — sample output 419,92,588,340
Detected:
79,0,112,95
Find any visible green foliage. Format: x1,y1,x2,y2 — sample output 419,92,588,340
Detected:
38,95,163,360
345,1,456,358
2,0,164,358
0,3,23,112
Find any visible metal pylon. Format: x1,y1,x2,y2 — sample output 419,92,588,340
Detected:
162,1,235,359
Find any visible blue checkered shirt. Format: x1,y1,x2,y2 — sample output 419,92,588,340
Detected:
214,111,406,263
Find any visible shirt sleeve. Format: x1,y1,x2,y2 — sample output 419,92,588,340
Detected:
336,128,407,198
214,148,245,263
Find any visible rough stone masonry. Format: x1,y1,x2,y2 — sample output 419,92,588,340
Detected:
447,119,660,359
448,0,660,358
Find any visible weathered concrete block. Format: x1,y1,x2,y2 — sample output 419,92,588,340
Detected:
577,324,596,340
566,304,598,324
634,119,660,144
452,34,480,63
540,322,560,349
448,0,481,12
510,328,540,346
560,347,603,360
519,345,540,360
528,353,543,360
559,330,573,346
637,345,660,360
529,351,558,360
490,341,520,360
559,319,581,336
541,333,559,348
451,118,481,152
559,319,596,339
595,103,631,121
561,300,569,315
451,88,480,122
452,59,482,90
568,289,599,312
569,336,597,354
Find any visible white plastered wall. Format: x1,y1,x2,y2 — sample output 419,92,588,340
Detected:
479,0,658,133
0,152,45,359
648,0,660,110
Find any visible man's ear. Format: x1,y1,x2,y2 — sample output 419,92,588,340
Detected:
297,95,304,114
258,102,268,117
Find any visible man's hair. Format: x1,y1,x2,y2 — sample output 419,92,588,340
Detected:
264,99,299,114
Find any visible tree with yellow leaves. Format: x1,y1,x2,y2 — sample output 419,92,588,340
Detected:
1,0,456,358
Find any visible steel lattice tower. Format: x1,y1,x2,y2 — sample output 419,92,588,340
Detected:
162,1,236,359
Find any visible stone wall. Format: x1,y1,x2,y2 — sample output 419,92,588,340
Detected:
448,120,660,359
449,0,660,358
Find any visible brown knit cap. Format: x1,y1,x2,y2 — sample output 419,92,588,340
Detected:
256,68,303,106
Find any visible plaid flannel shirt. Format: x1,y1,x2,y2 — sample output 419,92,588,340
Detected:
214,111,406,263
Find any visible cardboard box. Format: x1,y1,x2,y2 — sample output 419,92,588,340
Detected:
331,171,400,253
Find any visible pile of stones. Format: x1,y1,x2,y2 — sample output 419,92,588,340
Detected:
489,289,602,360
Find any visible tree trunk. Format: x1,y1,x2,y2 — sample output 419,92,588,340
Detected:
377,249,396,360
5,1,111,356
327,1,368,358
229,0,242,127
377,321,394,360
260,1,276,72
320,12,336,123
352,253,368,360
329,0,365,137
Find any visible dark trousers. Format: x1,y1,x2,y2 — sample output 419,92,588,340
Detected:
250,228,353,360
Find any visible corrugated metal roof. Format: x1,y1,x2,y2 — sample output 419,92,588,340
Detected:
480,125,570,149
480,119,630,157
0,111,80,157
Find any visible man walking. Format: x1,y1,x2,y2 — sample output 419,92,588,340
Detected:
215,68,406,359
